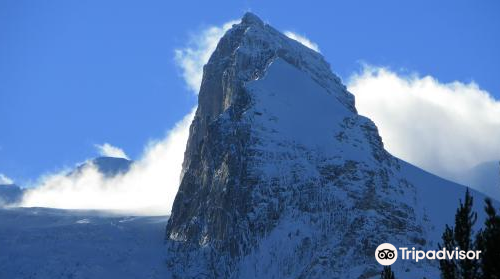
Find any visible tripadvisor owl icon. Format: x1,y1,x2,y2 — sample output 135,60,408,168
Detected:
375,243,398,266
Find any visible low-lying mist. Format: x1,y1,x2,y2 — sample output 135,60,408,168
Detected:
20,110,195,216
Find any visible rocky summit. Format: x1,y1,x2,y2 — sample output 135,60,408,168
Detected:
165,13,492,279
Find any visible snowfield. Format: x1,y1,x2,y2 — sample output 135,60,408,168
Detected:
0,207,169,279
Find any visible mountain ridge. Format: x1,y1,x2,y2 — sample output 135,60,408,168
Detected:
165,13,496,279
72,156,133,177
0,184,23,206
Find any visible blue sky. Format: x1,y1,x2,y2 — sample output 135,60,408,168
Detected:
1,0,499,185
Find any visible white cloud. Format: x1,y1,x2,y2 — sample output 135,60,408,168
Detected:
21,109,195,215
175,20,239,93
95,143,129,159
20,19,240,215
17,16,500,214
0,174,13,185
284,31,320,53
348,65,500,181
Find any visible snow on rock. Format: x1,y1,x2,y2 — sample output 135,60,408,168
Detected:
165,12,498,279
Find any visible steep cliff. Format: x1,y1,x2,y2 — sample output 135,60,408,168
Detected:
165,13,490,279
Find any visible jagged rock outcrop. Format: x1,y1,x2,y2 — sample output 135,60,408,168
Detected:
165,13,488,279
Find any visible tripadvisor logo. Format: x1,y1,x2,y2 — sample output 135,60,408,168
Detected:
375,243,398,266
375,243,481,266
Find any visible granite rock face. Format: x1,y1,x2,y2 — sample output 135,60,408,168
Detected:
165,13,482,279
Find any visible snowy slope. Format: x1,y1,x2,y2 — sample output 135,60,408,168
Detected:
456,161,500,200
0,184,23,206
0,207,168,279
165,13,498,279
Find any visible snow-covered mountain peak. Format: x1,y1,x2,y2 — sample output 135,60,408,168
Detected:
241,12,264,27
199,12,355,121
165,13,496,279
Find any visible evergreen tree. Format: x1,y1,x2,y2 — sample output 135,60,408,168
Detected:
380,266,395,279
475,227,484,279
478,198,500,279
454,188,478,278
439,225,457,279
439,189,479,279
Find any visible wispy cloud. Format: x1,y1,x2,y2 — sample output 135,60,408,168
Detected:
284,31,320,53
175,20,239,93
348,65,500,181
0,174,13,185
95,143,129,159
174,21,321,94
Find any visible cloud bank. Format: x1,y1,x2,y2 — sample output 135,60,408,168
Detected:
0,174,13,185
20,19,239,215
284,31,320,53
19,19,243,215
348,66,500,181
95,143,129,159
21,110,195,215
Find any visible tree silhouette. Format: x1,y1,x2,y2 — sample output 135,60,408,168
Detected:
380,266,395,279
439,189,479,279
477,198,500,279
